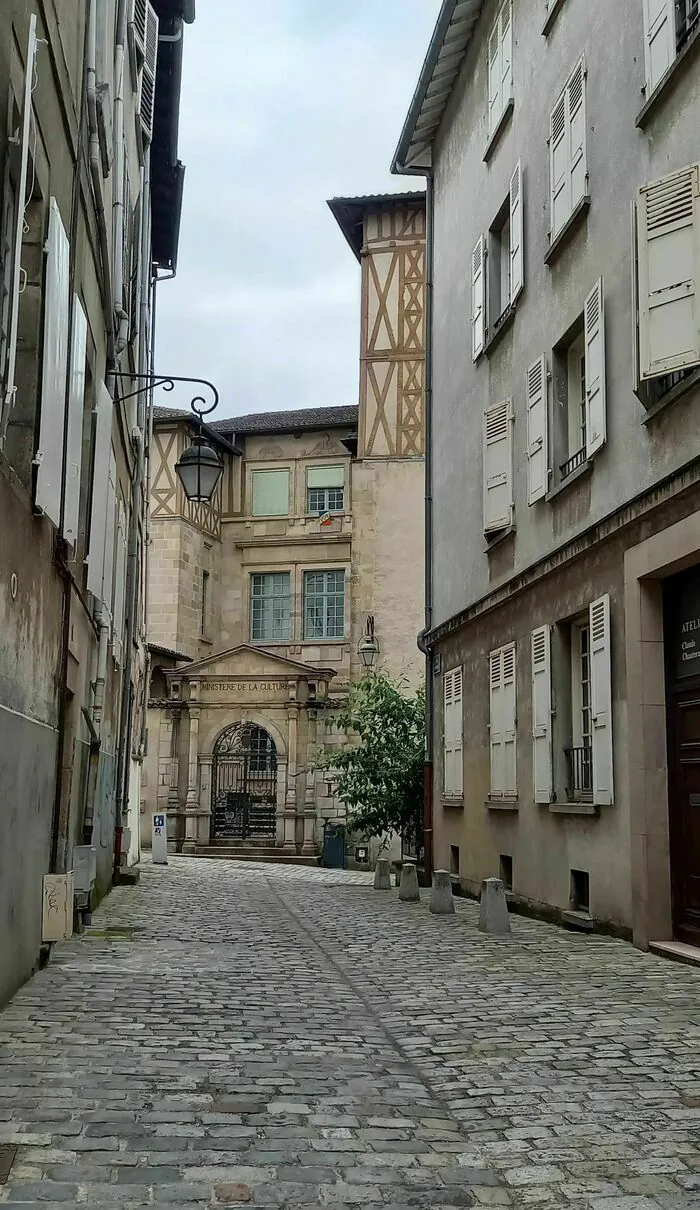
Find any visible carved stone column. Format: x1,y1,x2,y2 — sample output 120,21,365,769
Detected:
283,705,299,852
302,709,318,856
182,704,201,854
166,708,180,815
198,754,214,844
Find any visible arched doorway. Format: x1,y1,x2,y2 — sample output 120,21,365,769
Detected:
211,723,278,840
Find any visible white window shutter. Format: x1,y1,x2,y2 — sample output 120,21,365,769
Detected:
643,0,676,95
139,3,159,142
472,236,486,360
487,22,501,135
531,626,552,804
62,297,87,549
489,648,503,797
502,642,517,796
636,164,700,379
112,500,128,666
526,354,547,504
567,58,587,213
86,382,113,597
550,91,568,239
499,0,513,109
589,594,613,805
509,160,523,302
103,452,117,614
584,277,606,457
443,668,464,797
483,399,513,534
35,199,70,527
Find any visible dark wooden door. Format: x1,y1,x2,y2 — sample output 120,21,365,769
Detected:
669,693,700,944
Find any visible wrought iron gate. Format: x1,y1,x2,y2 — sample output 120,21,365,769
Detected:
212,724,277,839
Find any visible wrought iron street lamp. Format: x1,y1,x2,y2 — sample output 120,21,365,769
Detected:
358,615,379,669
117,373,224,503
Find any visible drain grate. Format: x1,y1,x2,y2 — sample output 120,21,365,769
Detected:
0,1144,17,1184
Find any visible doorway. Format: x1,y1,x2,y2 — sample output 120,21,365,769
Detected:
665,567,700,944
211,723,277,840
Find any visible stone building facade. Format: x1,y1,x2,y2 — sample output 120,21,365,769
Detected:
0,0,192,1005
393,0,700,947
143,192,426,860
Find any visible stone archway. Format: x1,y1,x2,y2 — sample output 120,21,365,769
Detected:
211,723,278,840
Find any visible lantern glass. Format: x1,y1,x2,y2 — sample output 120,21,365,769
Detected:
175,437,223,502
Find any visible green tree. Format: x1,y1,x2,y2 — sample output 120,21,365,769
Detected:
318,674,425,843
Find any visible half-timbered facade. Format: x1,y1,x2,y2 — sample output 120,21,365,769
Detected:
143,191,427,861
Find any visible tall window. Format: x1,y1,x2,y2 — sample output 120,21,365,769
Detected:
250,572,291,642
250,468,290,517
307,465,344,515
304,570,345,640
567,620,593,801
201,569,210,637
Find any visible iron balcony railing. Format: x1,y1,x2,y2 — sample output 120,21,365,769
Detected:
565,745,593,802
560,445,587,482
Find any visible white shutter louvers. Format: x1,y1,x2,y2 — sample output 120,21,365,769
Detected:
488,0,513,137
526,354,548,504
589,594,614,805
35,199,70,527
531,626,553,804
472,236,486,360
509,160,523,302
489,643,517,799
86,382,114,598
483,399,513,534
584,277,606,456
139,3,159,143
642,0,676,95
636,164,700,379
62,297,88,549
550,57,587,241
112,500,128,667
443,667,464,797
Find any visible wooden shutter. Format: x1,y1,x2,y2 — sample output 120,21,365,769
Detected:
643,0,676,95
35,198,70,527
636,164,700,379
584,277,606,457
487,21,501,135
500,0,513,110
472,236,486,360
443,668,464,796
502,642,517,795
63,297,88,549
103,452,117,616
489,648,504,797
589,594,613,805
139,2,159,142
509,160,523,302
86,383,113,597
550,91,568,239
531,626,552,804
112,500,128,666
526,355,547,504
483,399,513,534
490,643,516,798
567,58,587,214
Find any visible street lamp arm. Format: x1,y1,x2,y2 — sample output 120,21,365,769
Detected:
116,373,220,420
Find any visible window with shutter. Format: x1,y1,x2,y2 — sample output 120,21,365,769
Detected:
642,0,676,94
0,174,17,394
86,382,114,598
531,626,552,804
35,199,70,527
509,161,523,303
487,0,513,138
251,468,291,516
443,667,464,797
589,594,613,805
103,453,117,617
489,642,517,798
526,355,547,504
63,297,88,549
487,23,501,135
636,163,700,379
550,57,587,241
584,278,606,457
113,500,128,667
500,1,513,113
472,236,486,360
483,399,513,534
139,3,159,143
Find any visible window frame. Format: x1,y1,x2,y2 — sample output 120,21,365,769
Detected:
549,56,587,245
307,484,344,516
250,467,291,518
250,570,292,643
303,568,346,641
443,667,464,799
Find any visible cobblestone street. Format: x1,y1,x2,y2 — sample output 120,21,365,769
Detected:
1,860,700,1208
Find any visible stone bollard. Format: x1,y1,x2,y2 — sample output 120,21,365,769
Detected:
373,857,392,891
429,869,455,915
478,877,511,935
398,859,420,903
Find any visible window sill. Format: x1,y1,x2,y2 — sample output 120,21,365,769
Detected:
545,458,592,502
544,195,591,266
548,801,598,817
483,97,514,163
542,0,566,36
485,301,517,357
442,796,464,809
484,523,515,554
485,798,519,811
561,908,595,932
639,367,700,423
636,24,700,128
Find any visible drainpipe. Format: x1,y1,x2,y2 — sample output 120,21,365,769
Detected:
87,0,115,366
417,172,435,884
112,0,129,359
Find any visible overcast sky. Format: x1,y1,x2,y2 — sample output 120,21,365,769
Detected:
155,1,437,421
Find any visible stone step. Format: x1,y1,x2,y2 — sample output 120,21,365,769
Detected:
195,847,321,867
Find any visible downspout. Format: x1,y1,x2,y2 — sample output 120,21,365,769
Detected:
112,0,129,357
83,601,110,845
417,172,435,884
87,0,115,367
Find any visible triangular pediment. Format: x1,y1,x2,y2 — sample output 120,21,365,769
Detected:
165,644,336,681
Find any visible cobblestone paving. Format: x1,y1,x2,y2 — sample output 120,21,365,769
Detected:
1,860,700,1208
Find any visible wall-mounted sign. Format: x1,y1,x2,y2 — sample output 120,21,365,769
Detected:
670,569,700,681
